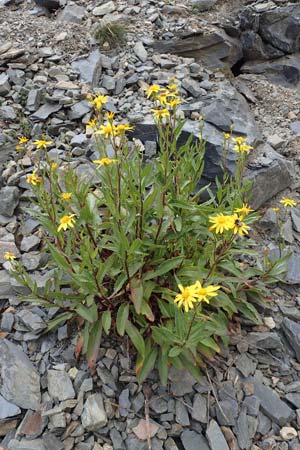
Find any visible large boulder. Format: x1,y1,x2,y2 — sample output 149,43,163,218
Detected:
259,4,300,54
152,29,243,69
71,50,102,88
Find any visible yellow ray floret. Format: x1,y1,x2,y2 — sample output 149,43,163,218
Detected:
174,284,199,312
57,214,76,232
280,197,297,207
192,281,221,303
209,214,234,234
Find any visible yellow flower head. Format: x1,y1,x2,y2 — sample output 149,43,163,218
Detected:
4,252,16,261
86,118,97,130
90,95,108,111
57,214,76,232
233,136,247,145
223,133,231,140
151,108,170,120
15,144,21,152
209,214,234,234
95,123,114,138
272,207,280,213
167,82,178,92
233,143,253,154
18,136,29,145
234,204,254,218
105,112,115,121
114,123,134,136
193,281,221,304
232,214,250,236
280,197,297,208
167,98,181,108
26,170,42,186
174,284,198,312
33,139,53,150
61,192,72,200
93,157,118,167
146,84,161,98
50,162,58,170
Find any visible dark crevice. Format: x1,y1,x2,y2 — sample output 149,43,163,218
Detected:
231,57,246,76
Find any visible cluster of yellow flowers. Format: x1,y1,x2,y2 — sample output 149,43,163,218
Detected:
146,79,180,120
16,136,53,152
174,281,221,312
272,197,298,213
224,134,253,154
209,204,253,236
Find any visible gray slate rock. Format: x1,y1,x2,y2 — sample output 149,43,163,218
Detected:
0,394,21,419
31,103,62,121
7,438,46,450
206,420,230,450
191,394,207,423
181,430,210,450
81,393,107,430
216,399,239,426
0,186,19,217
47,370,75,401
168,367,196,396
249,378,294,426
282,318,300,362
72,50,102,87
191,0,217,12
0,339,41,410
0,106,16,120
134,42,148,62
0,270,14,299
0,73,11,95
57,4,85,23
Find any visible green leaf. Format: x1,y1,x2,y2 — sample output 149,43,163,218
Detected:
75,303,98,323
47,312,73,331
102,311,112,334
116,303,129,336
87,321,102,369
137,346,158,383
130,277,143,314
168,347,182,358
126,321,145,358
143,256,184,281
157,350,169,385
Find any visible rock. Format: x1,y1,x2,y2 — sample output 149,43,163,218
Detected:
286,393,300,408
42,433,64,450
34,0,59,11
291,209,300,233
235,408,251,450
182,78,205,97
216,399,239,426
0,270,13,299
0,73,11,95
243,395,261,416
0,106,16,121
17,310,46,333
93,1,116,16
290,121,300,136
191,0,217,12
20,235,40,252
247,331,283,350
0,339,41,410
191,394,207,423
18,410,46,439
247,144,293,208
119,388,130,417
249,378,294,426
152,30,243,69
206,420,230,450
26,89,42,113
181,430,210,450
280,427,298,440
267,134,285,149
259,4,300,54
57,5,85,23
175,401,190,426
31,103,62,121
235,354,257,377
0,394,21,419
133,42,148,63
81,393,107,431
1,312,14,332
132,419,159,440
69,100,92,120
281,318,300,362
72,50,102,87
47,370,75,401
7,438,46,450
102,75,115,91
168,367,196,396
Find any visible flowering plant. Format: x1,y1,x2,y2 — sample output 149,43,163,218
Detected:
11,84,286,383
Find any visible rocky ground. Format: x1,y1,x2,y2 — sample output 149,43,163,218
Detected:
1,0,300,449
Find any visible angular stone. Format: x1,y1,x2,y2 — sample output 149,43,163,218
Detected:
191,394,207,423
285,393,300,408
133,42,148,63
81,393,107,431
175,401,190,426
181,430,210,450
182,78,205,97
26,89,42,112
191,0,217,12
235,408,251,450
243,396,260,416
0,339,41,410
93,1,116,16
47,370,75,401
31,103,62,121
34,0,60,11
235,353,257,377
249,378,294,426
0,270,13,299
0,106,16,120
18,410,46,439
168,367,196,396
57,5,85,23
7,438,46,450
291,209,300,233
17,310,46,333
0,73,11,95
247,144,293,208
206,420,230,450
282,318,300,362
247,331,283,350
0,186,19,217
42,433,64,450
20,235,40,252
69,100,91,120
72,50,102,87
0,394,21,419
216,399,239,426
